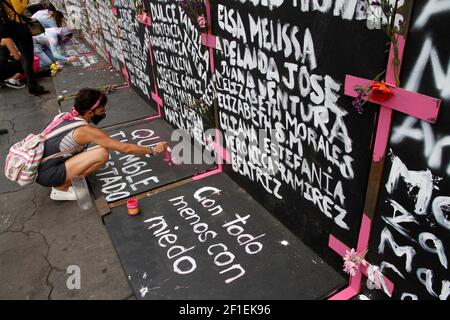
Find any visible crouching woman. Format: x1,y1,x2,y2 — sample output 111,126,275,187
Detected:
37,88,166,201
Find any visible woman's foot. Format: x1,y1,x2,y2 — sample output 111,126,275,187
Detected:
50,187,77,201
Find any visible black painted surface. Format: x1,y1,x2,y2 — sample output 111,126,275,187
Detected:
89,119,216,202
58,87,158,128
96,0,125,72
211,0,391,273
148,0,214,147
104,173,346,300
65,0,93,44
364,1,450,300
116,1,156,105
85,0,108,61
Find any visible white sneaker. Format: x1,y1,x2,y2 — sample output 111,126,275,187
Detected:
50,187,77,201
3,78,26,89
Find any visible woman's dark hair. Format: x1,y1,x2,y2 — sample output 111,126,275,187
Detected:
52,10,65,27
74,88,107,115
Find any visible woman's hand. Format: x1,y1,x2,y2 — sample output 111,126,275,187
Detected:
10,52,21,61
67,56,77,62
74,126,166,157
152,142,167,154
2,38,21,60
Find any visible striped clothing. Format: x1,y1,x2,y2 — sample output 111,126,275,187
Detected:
42,117,87,160
36,117,88,187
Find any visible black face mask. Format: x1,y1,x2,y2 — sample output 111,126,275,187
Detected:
91,113,106,125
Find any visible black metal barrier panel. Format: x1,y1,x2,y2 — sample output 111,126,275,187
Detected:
115,1,156,106
97,0,125,72
85,0,108,61
364,1,450,301
211,0,390,272
147,0,215,147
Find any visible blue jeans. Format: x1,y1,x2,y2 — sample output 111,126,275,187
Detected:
36,17,57,29
34,44,55,70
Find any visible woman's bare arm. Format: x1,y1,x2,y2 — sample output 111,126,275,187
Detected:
73,125,166,156
1,38,21,61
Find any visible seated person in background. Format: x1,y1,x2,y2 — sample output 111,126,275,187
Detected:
36,88,167,201
25,1,56,15
31,9,65,28
0,38,26,89
33,27,77,71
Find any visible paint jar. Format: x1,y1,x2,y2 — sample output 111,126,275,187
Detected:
127,198,140,216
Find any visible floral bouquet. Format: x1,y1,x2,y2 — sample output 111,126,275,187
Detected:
343,248,368,276
188,98,216,129
178,0,207,29
352,80,394,114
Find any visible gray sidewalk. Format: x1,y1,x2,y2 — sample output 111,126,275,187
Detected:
0,76,133,299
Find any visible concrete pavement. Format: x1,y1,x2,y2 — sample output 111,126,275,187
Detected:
0,73,133,300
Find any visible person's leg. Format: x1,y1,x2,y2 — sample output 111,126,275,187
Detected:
42,46,55,63
0,63,18,82
36,50,53,70
0,62,25,88
10,24,36,86
55,146,110,191
11,73,23,80
10,23,48,94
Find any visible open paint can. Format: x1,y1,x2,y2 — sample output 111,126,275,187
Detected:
127,198,140,216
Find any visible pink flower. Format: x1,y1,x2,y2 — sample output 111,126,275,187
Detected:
343,248,367,276
197,15,207,28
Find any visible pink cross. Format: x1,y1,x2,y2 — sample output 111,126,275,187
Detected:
329,30,442,299
345,75,441,123
147,83,163,121
105,49,112,66
328,214,395,299
151,89,163,109
111,0,118,17
203,0,216,74
345,35,441,162
139,13,152,25
201,34,218,48
192,0,226,181
121,66,130,88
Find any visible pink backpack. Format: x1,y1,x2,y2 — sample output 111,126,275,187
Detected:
4,116,86,186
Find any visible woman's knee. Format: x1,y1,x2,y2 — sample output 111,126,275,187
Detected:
95,147,110,164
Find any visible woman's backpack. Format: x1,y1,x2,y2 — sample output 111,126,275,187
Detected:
4,120,86,186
